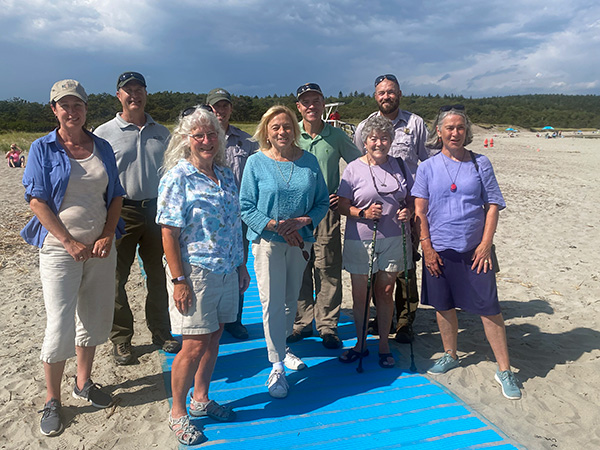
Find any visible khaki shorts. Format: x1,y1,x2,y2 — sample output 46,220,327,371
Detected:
343,235,412,275
166,262,239,335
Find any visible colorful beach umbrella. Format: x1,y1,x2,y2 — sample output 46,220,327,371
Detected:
542,126,554,130
505,127,516,131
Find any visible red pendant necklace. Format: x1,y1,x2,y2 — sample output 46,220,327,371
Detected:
442,151,464,192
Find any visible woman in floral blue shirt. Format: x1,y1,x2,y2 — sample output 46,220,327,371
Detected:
157,107,250,446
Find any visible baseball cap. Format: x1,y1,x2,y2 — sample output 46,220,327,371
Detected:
50,79,88,103
117,71,147,90
207,88,232,106
296,83,323,99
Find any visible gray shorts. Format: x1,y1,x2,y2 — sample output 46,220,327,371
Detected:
343,235,412,275
166,262,239,335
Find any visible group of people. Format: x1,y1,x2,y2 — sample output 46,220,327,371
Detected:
21,72,521,446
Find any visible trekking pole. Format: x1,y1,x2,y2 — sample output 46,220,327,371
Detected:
400,203,417,373
357,202,382,373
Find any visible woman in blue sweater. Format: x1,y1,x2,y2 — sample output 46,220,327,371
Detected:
240,105,329,399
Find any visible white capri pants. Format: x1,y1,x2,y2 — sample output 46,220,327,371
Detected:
39,243,116,364
252,238,311,363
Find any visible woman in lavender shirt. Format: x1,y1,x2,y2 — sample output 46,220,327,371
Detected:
412,105,520,400
337,115,413,369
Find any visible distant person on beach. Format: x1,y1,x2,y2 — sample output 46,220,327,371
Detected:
21,79,125,436
354,74,433,345
337,115,413,369
6,144,25,167
412,104,521,400
239,105,329,399
207,87,259,341
157,107,249,446
289,83,361,350
95,71,179,366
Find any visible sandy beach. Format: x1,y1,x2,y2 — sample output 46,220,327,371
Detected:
1,129,599,450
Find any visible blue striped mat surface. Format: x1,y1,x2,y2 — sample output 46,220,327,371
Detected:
161,253,520,450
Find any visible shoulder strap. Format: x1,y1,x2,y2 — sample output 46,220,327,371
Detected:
394,157,409,182
469,150,480,172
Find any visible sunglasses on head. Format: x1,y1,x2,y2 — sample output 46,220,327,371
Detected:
374,74,398,87
296,83,322,97
439,104,465,112
118,72,145,83
181,104,213,118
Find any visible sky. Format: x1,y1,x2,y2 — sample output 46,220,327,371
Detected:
1,0,599,103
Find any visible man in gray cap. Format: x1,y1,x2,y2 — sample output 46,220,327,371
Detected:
290,83,361,349
354,74,435,343
95,71,179,365
207,88,258,340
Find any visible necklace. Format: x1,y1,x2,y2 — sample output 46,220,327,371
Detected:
274,159,294,186
442,152,464,192
368,156,389,187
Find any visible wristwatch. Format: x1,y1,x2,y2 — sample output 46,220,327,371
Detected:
358,208,366,218
171,275,186,283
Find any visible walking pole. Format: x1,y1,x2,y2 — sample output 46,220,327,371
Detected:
400,207,418,373
357,202,381,373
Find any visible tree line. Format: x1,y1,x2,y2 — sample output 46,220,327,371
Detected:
1,92,599,132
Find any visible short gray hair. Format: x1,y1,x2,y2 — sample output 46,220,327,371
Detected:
361,115,394,144
426,108,474,149
162,107,227,173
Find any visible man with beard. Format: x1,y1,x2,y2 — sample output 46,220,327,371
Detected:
354,74,435,344
207,88,259,340
95,72,179,365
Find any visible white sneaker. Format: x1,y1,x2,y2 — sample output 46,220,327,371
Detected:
284,348,306,371
266,368,289,398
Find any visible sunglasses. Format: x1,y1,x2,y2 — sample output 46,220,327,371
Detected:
296,83,322,97
298,241,310,262
439,104,465,112
118,72,146,85
374,74,398,87
181,104,214,118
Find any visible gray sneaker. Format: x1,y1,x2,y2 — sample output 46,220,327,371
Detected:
495,369,522,399
72,378,113,408
39,398,63,436
427,353,460,374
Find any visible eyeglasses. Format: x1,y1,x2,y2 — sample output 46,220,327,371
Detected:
374,74,398,87
187,132,218,142
296,83,322,98
439,104,465,112
298,241,310,262
181,104,213,118
368,160,402,196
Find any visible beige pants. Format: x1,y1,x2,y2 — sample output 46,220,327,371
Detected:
252,238,311,363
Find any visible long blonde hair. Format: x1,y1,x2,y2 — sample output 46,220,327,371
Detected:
252,105,301,150
162,107,227,172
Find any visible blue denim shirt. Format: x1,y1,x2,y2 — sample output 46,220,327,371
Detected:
21,129,126,248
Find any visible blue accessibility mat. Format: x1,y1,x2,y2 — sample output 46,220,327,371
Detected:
161,253,521,450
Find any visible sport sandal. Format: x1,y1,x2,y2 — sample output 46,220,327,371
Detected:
189,398,236,421
169,414,206,446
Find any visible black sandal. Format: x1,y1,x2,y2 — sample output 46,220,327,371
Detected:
378,352,395,369
339,348,369,363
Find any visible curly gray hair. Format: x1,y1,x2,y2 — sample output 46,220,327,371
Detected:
360,114,394,144
426,108,474,149
162,107,227,173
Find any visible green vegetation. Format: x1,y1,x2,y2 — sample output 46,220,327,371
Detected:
2,92,599,138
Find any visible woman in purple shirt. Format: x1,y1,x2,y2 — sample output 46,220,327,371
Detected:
412,105,520,400
337,115,412,369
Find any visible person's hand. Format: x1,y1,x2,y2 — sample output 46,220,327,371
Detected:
471,242,493,274
173,282,193,314
423,246,443,277
397,207,410,222
92,235,113,258
282,230,303,247
276,217,310,236
364,202,383,221
64,238,92,263
238,265,251,293
329,194,339,211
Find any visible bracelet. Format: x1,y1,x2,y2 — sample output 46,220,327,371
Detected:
419,236,431,242
171,275,186,283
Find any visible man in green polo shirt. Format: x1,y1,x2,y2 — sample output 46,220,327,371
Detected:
288,83,362,349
